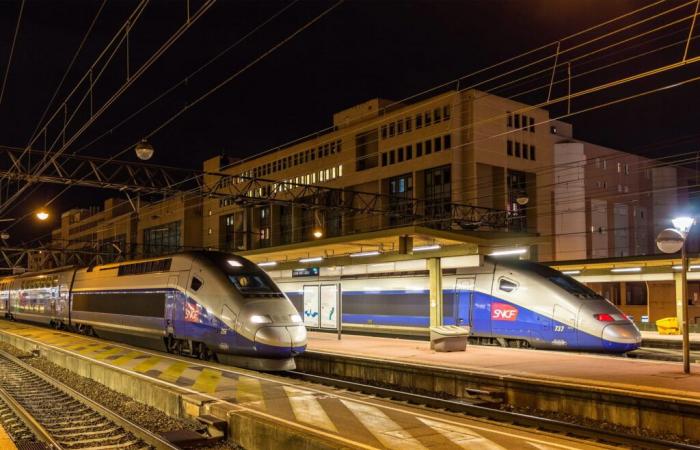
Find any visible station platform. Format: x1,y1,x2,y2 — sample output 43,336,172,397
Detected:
307,331,700,401
641,330,700,342
0,320,614,450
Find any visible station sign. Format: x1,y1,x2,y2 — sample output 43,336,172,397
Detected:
293,267,319,277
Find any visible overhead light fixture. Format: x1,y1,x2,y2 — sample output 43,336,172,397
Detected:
672,265,700,270
227,260,242,267
35,210,49,221
257,261,277,268
413,244,441,252
611,267,641,273
350,250,380,258
490,248,527,256
562,270,581,275
299,256,323,263
312,228,323,239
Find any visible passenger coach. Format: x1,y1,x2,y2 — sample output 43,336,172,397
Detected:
0,251,306,371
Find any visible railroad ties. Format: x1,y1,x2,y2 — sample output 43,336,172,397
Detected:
0,349,176,450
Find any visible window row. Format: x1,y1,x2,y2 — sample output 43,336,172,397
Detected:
381,135,452,167
594,158,631,175
506,112,535,132
222,140,343,187
219,165,344,208
506,140,536,160
380,105,451,140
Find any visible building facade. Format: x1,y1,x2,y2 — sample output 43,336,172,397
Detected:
202,89,555,260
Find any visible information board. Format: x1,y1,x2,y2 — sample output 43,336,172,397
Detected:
303,285,320,328
320,284,339,329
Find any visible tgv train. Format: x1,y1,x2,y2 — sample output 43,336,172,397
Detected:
280,257,641,352
0,251,306,370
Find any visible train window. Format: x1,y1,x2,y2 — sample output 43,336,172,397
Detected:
548,275,598,298
228,274,278,294
499,278,518,293
190,277,203,292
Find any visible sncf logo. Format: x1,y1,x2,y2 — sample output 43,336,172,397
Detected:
491,302,518,321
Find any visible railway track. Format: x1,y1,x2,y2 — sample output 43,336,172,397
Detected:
285,370,700,450
0,349,179,450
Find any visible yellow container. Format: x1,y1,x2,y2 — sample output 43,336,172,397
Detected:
656,317,681,335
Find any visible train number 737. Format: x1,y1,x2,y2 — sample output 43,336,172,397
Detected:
554,325,565,332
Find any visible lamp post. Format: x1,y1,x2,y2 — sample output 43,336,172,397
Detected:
672,216,695,374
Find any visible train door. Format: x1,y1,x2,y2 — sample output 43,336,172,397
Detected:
552,304,578,346
166,275,180,336
454,277,475,328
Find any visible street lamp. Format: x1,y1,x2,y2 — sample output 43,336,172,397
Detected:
36,210,49,221
674,216,694,374
658,216,695,374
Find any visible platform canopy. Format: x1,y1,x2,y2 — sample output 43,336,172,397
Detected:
239,225,541,269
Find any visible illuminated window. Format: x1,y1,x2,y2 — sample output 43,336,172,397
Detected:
338,165,343,176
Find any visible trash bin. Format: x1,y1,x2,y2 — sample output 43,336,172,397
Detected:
656,317,680,335
430,325,470,352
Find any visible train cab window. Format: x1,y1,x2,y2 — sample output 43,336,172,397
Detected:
190,277,203,292
499,278,518,293
228,274,278,294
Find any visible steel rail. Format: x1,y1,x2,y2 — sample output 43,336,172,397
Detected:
0,383,60,449
285,370,700,450
0,349,179,450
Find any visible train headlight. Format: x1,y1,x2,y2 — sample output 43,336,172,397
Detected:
250,314,272,324
289,314,302,323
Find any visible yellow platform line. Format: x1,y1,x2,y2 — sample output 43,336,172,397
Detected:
158,361,190,383
284,386,337,433
110,351,144,367
0,423,17,450
192,368,222,394
236,376,264,407
340,399,427,450
132,356,162,373
92,347,125,360
418,417,506,450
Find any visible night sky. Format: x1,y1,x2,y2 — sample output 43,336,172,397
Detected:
1,0,699,244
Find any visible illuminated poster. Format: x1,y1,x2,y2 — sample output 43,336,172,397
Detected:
303,285,320,328
320,284,339,329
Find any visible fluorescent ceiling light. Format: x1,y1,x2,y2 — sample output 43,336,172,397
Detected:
611,267,641,273
490,248,527,256
227,260,242,267
350,251,380,258
257,261,277,268
562,270,581,275
672,265,700,270
413,244,441,252
299,256,323,263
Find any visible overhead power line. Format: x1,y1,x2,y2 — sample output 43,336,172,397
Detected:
0,0,25,110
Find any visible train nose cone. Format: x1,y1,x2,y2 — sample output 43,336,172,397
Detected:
601,323,642,351
254,325,306,357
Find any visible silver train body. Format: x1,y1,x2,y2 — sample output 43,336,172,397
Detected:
0,251,306,370
278,258,642,352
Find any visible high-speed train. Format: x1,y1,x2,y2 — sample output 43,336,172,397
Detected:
279,257,642,352
0,251,306,370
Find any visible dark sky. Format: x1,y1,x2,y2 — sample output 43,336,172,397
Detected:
1,0,699,243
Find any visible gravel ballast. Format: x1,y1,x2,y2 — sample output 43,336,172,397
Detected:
0,341,241,449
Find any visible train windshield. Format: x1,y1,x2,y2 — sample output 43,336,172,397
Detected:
228,274,279,294
548,275,599,298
